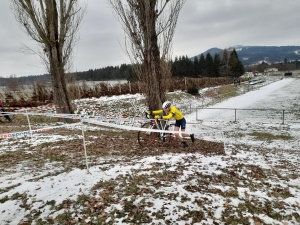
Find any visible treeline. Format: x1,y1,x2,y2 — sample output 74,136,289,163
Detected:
73,64,134,82
73,48,245,81
0,65,134,86
0,48,245,86
172,49,244,78
0,74,50,86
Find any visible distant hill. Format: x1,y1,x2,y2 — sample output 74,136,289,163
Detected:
192,46,300,66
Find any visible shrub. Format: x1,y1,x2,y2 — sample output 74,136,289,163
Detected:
187,82,199,96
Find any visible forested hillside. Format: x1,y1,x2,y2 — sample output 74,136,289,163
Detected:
194,45,300,66
0,49,244,86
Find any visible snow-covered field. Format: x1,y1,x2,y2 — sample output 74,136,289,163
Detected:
188,77,300,151
0,77,299,225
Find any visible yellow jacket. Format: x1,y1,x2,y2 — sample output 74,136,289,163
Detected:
152,106,184,120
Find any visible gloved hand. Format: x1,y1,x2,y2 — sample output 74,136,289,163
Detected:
154,115,163,119
147,111,152,115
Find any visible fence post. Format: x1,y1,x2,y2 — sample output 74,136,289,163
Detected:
81,121,90,173
234,109,237,122
26,110,33,141
282,110,285,124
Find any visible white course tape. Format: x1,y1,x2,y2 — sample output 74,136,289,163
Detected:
16,112,148,123
4,111,217,129
0,122,81,139
1,111,223,138
82,118,222,135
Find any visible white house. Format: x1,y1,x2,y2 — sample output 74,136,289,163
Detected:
264,68,278,73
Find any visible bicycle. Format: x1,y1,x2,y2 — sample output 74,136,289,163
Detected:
137,112,177,147
0,107,14,123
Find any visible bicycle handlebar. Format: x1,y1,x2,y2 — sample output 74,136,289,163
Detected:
144,111,170,121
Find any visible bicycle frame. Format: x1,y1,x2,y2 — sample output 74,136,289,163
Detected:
154,118,168,132
137,114,176,147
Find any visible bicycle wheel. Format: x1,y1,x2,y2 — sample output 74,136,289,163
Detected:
138,122,157,147
163,124,177,144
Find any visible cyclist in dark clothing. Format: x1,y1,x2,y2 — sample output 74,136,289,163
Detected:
0,99,12,122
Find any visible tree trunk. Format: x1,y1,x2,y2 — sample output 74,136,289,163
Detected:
108,0,184,111
143,0,166,110
45,0,73,114
49,51,73,114
12,0,86,115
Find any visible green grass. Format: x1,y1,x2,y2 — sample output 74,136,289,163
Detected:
225,188,239,197
166,92,192,102
0,152,15,159
40,142,52,148
56,211,72,223
76,194,90,205
295,113,300,119
249,131,293,141
0,195,9,203
217,85,238,97
47,155,65,162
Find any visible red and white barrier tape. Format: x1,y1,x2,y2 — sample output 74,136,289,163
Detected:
0,122,81,139
0,111,222,139
2,105,65,110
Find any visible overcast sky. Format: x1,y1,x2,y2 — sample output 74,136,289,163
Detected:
1,0,299,77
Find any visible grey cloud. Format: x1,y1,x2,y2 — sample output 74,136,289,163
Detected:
173,0,300,57
1,0,299,77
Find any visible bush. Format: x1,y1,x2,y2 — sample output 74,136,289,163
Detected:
187,82,199,96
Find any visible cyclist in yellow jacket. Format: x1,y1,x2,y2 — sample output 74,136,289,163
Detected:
149,101,195,148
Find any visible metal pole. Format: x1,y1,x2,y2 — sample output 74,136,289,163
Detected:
26,110,33,141
234,109,237,122
222,131,226,154
282,110,285,124
81,121,90,174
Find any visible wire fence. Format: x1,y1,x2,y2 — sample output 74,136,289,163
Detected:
195,107,300,124
178,76,280,110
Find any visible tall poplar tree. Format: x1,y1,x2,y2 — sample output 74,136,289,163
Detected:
11,0,86,114
108,0,185,110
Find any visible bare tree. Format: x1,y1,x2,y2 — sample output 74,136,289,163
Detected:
108,0,185,110
11,0,86,114
6,74,20,93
